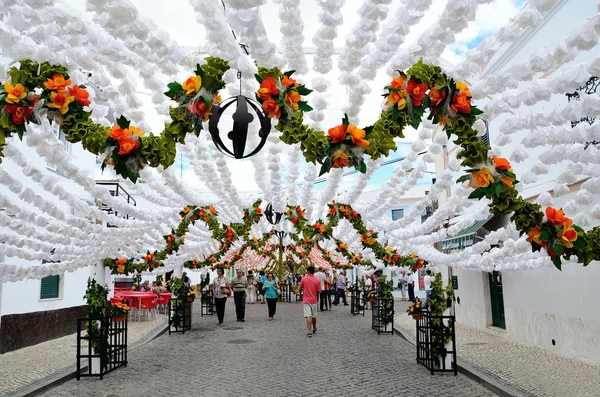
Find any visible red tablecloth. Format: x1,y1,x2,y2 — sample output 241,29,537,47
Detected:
117,292,155,309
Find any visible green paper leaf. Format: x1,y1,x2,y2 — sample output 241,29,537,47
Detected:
468,189,486,200
471,107,484,116
552,256,562,270
116,115,130,129
554,244,564,256
297,101,313,112
539,230,551,241
296,86,312,96
342,113,349,125
319,161,331,176
494,183,503,197
283,70,296,77
254,73,264,84
456,175,470,183
359,159,367,173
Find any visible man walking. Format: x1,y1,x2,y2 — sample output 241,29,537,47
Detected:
423,269,433,307
298,266,321,337
314,267,328,311
333,271,348,306
231,268,248,322
407,271,416,302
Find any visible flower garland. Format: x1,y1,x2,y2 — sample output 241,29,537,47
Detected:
5,56,595,269
0,58,229,182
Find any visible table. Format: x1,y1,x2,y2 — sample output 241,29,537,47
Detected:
117,292,156,321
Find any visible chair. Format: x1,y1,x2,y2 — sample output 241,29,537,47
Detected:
140,296,158,321
156,293,171,314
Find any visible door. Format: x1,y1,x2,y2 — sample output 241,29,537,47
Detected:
488,271,506,329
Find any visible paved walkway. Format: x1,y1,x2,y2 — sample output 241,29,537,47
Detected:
0,315,167,397
393,298,600,397
39,299,495,397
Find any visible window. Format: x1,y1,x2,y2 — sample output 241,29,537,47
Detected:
40,275,60,299
47,122,71,176
391,208,404,220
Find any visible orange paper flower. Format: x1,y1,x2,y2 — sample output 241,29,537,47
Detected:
209,206,217,214
262,99,281,119
406,79,428,106
428,87,446,106
348,124,369,147
329,208,337,216
3,82,28,104
390,76,407,89
546,207,572,228
258,77,278,99
501,169,515,188
67,85,91,106
44,73,71,91
109,126,130,141
328,124,347,144
166,235,175,244
117,265,125,274
116,258,127,265
493,156,511,171
145,253,154,261
282,75,299,88
117,137,140,155
284,90,301,111
332,149,351,168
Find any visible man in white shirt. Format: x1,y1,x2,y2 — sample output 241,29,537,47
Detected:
333,271,348,306
314,268,329,311
423,269,434,307
407,271,416,302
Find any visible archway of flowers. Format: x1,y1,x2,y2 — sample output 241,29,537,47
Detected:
3,57,598,271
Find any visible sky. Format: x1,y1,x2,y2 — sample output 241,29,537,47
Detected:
87,0,527,196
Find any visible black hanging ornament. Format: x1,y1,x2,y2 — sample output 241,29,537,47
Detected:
264,202,283,225
208,72,271,159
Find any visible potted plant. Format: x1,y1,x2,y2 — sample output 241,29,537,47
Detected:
378,277,395,331
83,278,110,374
407,298,424,320
111,299,131,322
366,290,377,303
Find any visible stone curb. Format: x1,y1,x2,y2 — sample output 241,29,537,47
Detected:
393,324,535,397
8,320,169,397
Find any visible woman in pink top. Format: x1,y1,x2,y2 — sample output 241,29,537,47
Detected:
298,266,321,337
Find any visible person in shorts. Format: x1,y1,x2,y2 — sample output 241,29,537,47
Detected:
298,266,321,337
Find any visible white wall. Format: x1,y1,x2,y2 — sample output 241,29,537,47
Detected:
0,266,91,315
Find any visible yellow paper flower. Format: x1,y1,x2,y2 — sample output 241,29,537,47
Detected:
4,82,28,104
182,75,202,96
128,125,146,139
47,90,75,114
470,168,494,188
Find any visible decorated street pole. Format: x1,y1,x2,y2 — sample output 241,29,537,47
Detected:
275,230,287,283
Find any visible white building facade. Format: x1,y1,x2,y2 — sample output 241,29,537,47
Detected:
436,0,600,364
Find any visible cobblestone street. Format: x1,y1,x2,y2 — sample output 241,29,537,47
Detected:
393,298,600,397
40,299,495,397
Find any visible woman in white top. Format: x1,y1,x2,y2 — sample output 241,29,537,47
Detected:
246,270,257,304
212,268,230,326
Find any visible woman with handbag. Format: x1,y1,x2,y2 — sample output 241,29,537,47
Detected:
262,273,279,321
212,268,230,326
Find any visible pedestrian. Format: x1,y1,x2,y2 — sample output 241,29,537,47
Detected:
212,268,230,326
262,273,280,320
246,270,257,304
407,271,416,302
364,275,373,310
399,271,407,301
257,270,266,304
324,271,333,310
183,272,191,289
333,271,348,306
298,266,321,337
423,269,433,307
231,268,248,322
314,267,328,311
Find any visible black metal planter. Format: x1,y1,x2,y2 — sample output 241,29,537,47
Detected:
350,285,365,316
76,316,128,380
371,292,394,334
201,289,215,316
169,298,192,334
416,312,457,375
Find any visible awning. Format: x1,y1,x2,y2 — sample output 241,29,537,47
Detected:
439,215,493,253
